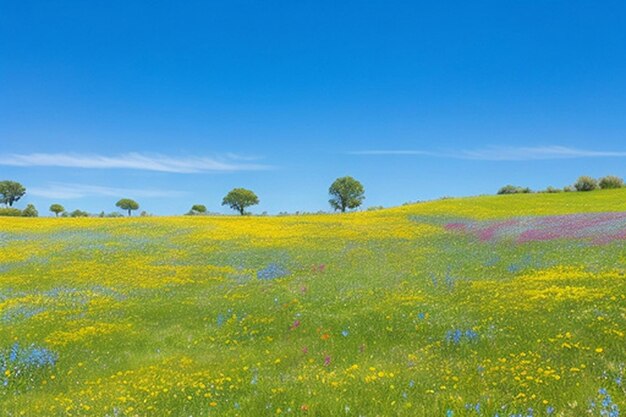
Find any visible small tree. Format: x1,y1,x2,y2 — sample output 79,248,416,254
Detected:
574,176,599,192
116,198,139,216
22,204,38,217
599,175,624,190
328,176,365,212
222,188,259,215
0,181,26,207
50,204,65,217
190,204,207,215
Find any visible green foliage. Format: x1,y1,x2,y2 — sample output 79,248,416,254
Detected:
0,207,23,217
222,188,259,215
21,204,38,217
542,186,562,193
49,204,65,217
599,175,624,190
497,185,532,195
0,180,26,207
69,209,89,218
328,176,365,212
115,198,140,216
574,176,599,192
189,204,207,215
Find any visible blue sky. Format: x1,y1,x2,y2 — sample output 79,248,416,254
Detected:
2,1,626,215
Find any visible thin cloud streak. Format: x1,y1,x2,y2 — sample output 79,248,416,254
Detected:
29,183,186,199
351,146,626,161
0,152,272,173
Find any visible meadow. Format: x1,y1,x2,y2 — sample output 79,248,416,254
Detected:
1,190,625,416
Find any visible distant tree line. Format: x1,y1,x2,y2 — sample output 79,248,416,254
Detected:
498,175,625,195
0,176,367,217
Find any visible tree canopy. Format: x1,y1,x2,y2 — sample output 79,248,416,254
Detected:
0,181,26,207
328,176,365,212
50,204,65,217
222,188,259,215
190,204,207,215
116,198,140,216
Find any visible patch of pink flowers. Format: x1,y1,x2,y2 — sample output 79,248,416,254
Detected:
445,212,626,244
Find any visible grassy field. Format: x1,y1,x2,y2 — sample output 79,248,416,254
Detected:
1,190,625,416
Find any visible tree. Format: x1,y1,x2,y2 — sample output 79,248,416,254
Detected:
328,176,365,212
574,176,598,192
116,198,139,216
22,204,38,217
50,204,65,217
599,175,624,190
0,181,26,207
189,204,207,215
222,188,259,215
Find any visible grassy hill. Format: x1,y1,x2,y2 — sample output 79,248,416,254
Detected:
1,190,625,416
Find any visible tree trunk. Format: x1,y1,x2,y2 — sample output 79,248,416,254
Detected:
128,209,131,216
239,207,245,215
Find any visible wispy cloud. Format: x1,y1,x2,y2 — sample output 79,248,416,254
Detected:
0,152,271,173
29,183,186,199
350,146,626,161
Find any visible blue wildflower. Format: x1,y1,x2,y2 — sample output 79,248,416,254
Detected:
257,263,289,280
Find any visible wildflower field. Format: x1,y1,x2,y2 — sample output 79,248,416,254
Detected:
1,190,625,417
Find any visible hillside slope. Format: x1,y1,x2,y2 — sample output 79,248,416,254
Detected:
0,191,625,416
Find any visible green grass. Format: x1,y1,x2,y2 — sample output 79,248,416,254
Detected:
0,190,625,416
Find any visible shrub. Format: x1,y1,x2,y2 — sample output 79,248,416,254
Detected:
497,185,532,195
69,209,89,218
599,175,624,190
0,207,23,217
543,186,562,193
574,176,599,192
22,204,38,217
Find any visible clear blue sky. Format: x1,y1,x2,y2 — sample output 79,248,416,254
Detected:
2,1,626,215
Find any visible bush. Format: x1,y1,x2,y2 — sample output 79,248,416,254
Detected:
0,207,23,217
22,204,38,217
543,186,562,193
574,176,599,192
497,185,532,195
599,175,624,190
69,209,89,218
